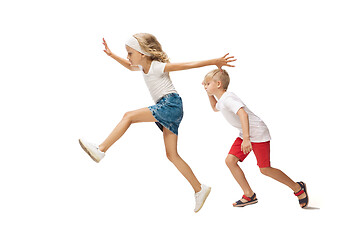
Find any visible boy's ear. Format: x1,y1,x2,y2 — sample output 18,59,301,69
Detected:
217,80,222,88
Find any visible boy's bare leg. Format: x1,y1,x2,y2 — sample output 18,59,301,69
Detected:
225,154,255,197
260,167,307,207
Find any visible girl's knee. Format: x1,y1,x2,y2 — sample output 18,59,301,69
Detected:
165,151,179,162
122,111,135,123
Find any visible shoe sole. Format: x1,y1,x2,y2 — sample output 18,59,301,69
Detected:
233,199,258,207
79,139,101,163
194,187,211,213
301,182,309,208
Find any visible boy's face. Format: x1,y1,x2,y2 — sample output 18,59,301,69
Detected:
203,76,220,96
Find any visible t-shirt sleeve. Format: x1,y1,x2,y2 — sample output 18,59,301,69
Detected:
215,103,220,111
152,61,166,74
224,95,245,114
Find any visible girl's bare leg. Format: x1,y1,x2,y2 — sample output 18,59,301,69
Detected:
163,127,202,193
99,107,156,152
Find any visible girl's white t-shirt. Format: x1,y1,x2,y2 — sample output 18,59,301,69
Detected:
216,91,271,142
139,61,177,103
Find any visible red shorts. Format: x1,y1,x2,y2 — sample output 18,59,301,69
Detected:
228,137,271,168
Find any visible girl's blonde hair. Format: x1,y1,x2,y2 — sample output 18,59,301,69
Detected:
133,33,170,63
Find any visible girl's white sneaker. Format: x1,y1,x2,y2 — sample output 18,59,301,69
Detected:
194,184,211,213
79,139,105,163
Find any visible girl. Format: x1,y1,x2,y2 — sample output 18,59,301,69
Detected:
79,33,236,212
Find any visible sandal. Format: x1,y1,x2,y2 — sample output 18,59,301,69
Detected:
294,181,309,208
233,193,258,207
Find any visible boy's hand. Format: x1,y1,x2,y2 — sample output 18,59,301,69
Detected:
241,138,252,154
215,53,237,69
103,38,113,56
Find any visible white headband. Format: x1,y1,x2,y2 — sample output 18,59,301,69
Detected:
125,36,151,56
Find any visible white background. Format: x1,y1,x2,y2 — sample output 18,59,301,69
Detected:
1,0,359,239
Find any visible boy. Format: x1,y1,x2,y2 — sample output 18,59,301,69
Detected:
202,69,308,208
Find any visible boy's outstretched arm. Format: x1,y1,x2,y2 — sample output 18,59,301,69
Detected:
164,53,236,72
103,38,140,71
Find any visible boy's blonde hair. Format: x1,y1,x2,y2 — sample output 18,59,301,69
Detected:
133,33,170,63
204,69,230,90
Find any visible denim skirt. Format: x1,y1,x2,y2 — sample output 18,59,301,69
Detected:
148,93,184,135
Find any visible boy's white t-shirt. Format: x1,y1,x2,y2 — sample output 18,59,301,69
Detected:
216,91,271,143
139,61,177,103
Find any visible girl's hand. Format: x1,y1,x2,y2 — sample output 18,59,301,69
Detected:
241,138,252,155
103,38,112,56
215,53,237,69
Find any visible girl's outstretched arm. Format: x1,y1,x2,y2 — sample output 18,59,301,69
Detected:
103,38,140,71
164,53,236,72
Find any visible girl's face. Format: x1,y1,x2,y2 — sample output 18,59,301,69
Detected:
203,77,220,95
126,45,143,66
